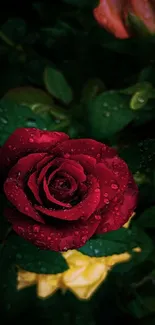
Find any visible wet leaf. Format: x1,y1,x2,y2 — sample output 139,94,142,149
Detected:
79,226,153,263
0,98,48,145
4,87,53,107
44,66,73,105
87,91,134,139
3,233,68,274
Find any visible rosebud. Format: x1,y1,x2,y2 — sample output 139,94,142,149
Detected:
93,0,129,39
93,0,155,38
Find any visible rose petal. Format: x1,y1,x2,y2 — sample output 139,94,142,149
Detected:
43,177,72,208
95,162,119,209
70,154,96,174
35,175,100,221
5,207,101,251
103,155,130,190
37,155,53,171
48,172,77,201
1,128,68,182
4,153,46,223
38,158,86,185
52,139,108,158
4,181,45,223
58,161,86,183
27,171,42,204
96,174,138,233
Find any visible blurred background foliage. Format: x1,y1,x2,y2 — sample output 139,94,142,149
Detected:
1,1,155,324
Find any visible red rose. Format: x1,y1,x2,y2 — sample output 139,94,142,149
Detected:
93,0,155,39
0,128,138,251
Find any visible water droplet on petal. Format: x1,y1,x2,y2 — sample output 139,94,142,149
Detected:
81,235,87,243
64,153,70,158
104,198,109,204
74,231,79,235
111,183,118,190
29,138,34,143
95,215,101,221
25,207,29,212
17,226,25,235
33,225,40,233
95,188,100,193
104,192,108,197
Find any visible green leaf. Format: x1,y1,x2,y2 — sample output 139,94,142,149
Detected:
130,90,150,110
87,91,134,139
44,66,73,105
4,234,68,274
4,87,53,107
3,87,71,133
79,226,153,262
136,207,155,228
0,98,48,145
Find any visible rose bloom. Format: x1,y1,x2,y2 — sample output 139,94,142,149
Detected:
0,128,138,251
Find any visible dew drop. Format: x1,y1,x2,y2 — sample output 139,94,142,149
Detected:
29,138,34,143
33,225,40,233
40,267,46,273
111,183,118,190
25,207,29,212
81,235,87,243
95,215,101,221
95,188,100,193
64,153,70,158
105,112,110,117
17,226,24,235
26,118,37,128
104,192,108,197
94,248,99,255
16,253,22,259
74,231,79,236
0,117,8,124
104,198,109,204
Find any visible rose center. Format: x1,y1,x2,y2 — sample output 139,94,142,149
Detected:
51,177,71,191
